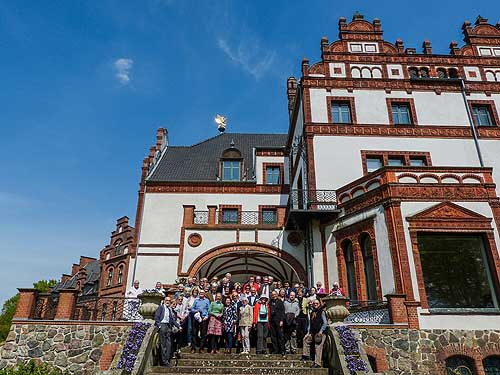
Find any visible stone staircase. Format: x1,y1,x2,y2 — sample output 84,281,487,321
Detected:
147,349,328,375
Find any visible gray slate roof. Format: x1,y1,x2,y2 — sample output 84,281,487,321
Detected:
148,133,287,182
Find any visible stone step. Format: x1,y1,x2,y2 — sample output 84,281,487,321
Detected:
149,366,328,374
177,353,302,360
174,359,309,368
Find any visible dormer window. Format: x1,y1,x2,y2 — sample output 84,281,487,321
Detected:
220,146,243,181
222,160,241,181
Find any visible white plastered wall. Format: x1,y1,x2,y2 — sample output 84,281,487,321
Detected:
313,136,480,189
310,88,472,126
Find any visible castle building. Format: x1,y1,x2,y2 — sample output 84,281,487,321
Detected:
8,13,500,375
127,14,500,372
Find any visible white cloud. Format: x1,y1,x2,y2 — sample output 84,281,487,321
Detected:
217,38,276,80
113,58,134,85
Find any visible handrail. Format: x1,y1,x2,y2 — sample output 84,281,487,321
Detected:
288,189,337,210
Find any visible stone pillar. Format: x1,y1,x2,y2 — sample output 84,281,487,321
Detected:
386,294,408,324
183,205,195,225
404,301,420,329
55,289,79,320
207,205,217,226
14,288,38,319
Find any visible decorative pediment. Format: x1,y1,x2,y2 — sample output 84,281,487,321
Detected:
407,202,488,222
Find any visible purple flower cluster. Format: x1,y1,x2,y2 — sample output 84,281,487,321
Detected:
335,326,359,354
345,355,369,373
117,322,151,373
335,326,368,374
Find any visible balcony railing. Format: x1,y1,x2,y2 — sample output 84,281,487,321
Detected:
73,296,134,321
194,210,279,226
288,189,337,211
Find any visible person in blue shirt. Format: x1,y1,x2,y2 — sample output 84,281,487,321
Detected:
190,290,210,353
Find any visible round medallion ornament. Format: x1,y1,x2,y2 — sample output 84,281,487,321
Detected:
287,231,303,246
188,233,202,247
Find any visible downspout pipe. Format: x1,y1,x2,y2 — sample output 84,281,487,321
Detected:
460,79,485,167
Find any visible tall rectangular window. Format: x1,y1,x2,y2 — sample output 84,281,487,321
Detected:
222,160,241,181
221,209,238,224
391,104,411,125
472,106,494,126
331,102,352,124
366,157,383,173
265,166,281,185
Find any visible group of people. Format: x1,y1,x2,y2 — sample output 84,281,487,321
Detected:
150,273,345,368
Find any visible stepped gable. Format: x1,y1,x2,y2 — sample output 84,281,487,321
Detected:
149,133,287,182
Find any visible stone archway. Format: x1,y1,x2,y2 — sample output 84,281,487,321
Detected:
186,242,307,283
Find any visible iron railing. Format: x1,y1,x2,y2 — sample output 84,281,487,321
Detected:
73,297,138,321
193,210,278,226
345,300,390,325
288,189,337,210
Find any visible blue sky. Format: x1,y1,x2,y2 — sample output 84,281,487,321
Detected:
0,0,499,305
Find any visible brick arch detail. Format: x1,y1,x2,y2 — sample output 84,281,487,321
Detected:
363,346,389,372
436,344,484,375
185,242,307,283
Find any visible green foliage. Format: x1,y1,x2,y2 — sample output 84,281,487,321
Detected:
0,360,66,375
0,295,19,343
0,279,58,342
32,280,57,293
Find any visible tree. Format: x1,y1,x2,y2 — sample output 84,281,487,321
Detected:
0,279,58,342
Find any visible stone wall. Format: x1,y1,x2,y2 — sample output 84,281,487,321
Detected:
0,321,132,374
358,328,500,375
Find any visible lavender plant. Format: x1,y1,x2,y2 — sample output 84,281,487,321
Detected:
345,355,369,373
335,326,368,374
116,322,151,374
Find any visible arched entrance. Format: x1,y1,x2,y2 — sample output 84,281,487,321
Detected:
187,243,307,284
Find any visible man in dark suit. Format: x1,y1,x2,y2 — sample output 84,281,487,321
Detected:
269,291,286,356
247,287,259,306
258,276,271,299
154,296,181,367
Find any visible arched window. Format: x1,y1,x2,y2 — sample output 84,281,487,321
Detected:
111,301,118,321
408,67,419,79
114,241,123,256
484,356,500,375
448,68,459,78
437,68,448,79
106,269,114,287
117,266,124,284
361,234,377,302
343,240,358,303
101,303,108,321
445,356,476,375
419,67,429,78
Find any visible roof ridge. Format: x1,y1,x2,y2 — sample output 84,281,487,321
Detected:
189,132,287,148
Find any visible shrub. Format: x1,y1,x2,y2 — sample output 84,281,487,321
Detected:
0,360,66,375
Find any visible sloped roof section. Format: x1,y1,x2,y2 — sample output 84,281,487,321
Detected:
149,133,287,182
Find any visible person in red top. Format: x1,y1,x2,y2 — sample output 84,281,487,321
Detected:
253,296,271,354
243,276,259,292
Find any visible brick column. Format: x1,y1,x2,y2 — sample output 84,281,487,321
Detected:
276,207,286,227
207,205,217,226
183,205,195,225
55,289,79,320
352,239,367,303
385,294,408,324
14,288,38,319
404,301,420,329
